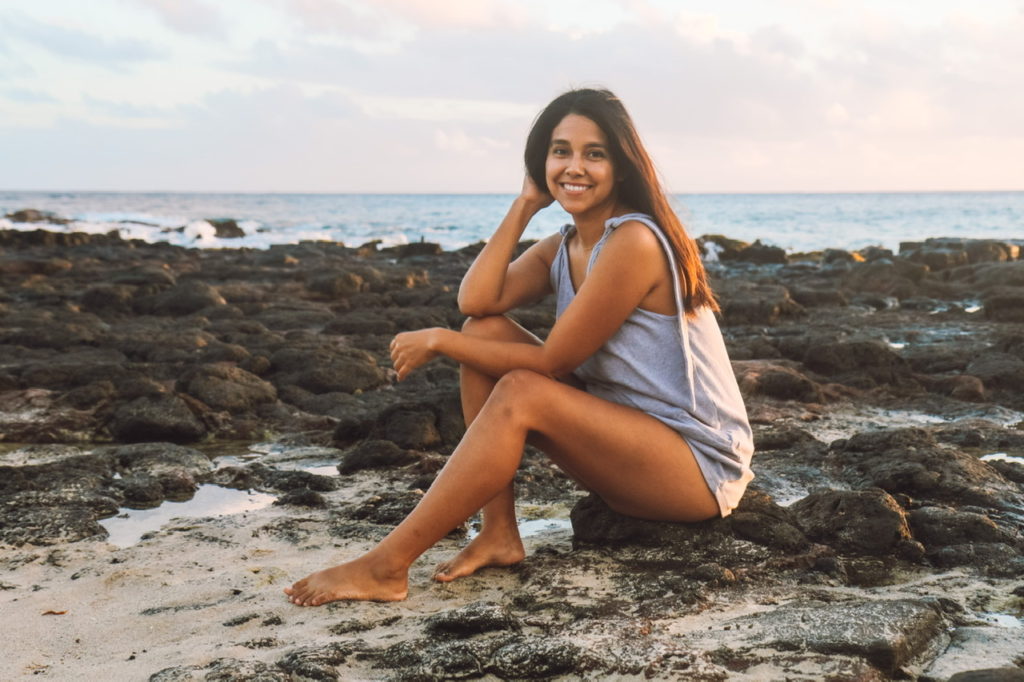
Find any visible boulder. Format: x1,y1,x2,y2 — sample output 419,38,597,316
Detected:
176,363,277,413
829,428,1021,510
732,360,823,402
803,338,910,387
983,287,1024,322
108,394,207,443
789,488,914,556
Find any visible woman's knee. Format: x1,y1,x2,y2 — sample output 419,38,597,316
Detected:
489,369,555,416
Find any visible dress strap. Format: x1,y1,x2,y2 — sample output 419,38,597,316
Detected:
604,213,697,403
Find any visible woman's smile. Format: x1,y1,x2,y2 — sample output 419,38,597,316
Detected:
545,114,618,220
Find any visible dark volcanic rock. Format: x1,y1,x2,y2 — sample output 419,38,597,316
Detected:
965,352,1024,391
710,598,947,675
0,490,118,545
789,488,914,556
207,218,245,239
829,428,1021,510
424,602,522,637
983,286,1024,322
715,280,805,325
338,440,419,474
907,506,1019,547
803,338,910,387
108,395,207,443
176,363,277,413
733,360,823,402
136,280,226,316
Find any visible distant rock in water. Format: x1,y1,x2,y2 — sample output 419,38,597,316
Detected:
4,208,71,225
207,218,246,238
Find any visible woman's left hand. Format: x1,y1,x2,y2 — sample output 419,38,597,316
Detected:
390,329,442,381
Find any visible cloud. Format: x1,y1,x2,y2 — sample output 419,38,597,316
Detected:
0,13,164,70
131,0,226,37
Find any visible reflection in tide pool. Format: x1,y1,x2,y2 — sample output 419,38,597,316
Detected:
100,485,276,547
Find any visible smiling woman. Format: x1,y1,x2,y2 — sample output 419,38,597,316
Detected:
284,87,754,607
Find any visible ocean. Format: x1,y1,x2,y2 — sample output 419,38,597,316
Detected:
1,190,1021,254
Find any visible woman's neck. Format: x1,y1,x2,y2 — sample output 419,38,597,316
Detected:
572,202,631,248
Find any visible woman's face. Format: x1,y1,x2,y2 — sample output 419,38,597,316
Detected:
545,114,617,220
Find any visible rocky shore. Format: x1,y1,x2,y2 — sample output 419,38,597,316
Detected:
1,217,1023,680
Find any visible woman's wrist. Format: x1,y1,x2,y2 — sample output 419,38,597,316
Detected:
428,328,452,353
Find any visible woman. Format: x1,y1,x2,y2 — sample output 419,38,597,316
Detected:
285,88,753,606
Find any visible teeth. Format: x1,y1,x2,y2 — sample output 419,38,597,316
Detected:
563,184,589,191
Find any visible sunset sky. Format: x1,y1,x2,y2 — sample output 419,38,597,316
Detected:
1,0,1021,193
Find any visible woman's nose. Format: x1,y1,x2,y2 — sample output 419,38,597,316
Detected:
566,155,584,175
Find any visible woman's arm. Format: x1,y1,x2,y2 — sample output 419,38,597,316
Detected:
393,221,669,381
457,178,557,317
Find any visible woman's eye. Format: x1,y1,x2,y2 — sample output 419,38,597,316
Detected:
588,151,606,159
551,147,568,156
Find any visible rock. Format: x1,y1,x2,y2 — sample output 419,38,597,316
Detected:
699,234,749,261
269,347,386,395
487,637,592,679
966,352,1024,392
948,670,1024,682
842,259,928,297
983,287,1024,322
907,506,1019,547
424,602,522,637
338,440,418,474
81,284,137,315
322,311,396,335
927,543,1024,576
830,428,1021,510
207,219,245,239
273,488,326,507
726,489,809,552
391,242,443,258
4,208,70,224
109,442,214,503
176,363,277,413
803,338,910,387
706,599,947,675
790,488,913,556
374,406,442,450
349,490,424,526
308,271,365,298
733,360,823,402
974,261,1024,289
0,490,118,545
715,280,805,325
137,281,226,316
150,657,289,681
275,642,357,680
736,240,787,264
108,395,207,443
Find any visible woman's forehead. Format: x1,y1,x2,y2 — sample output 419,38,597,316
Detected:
550,114,607,144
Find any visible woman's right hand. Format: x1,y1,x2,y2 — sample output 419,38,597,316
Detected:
518,175,554,213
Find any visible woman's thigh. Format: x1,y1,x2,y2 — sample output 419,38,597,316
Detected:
492,370,720,523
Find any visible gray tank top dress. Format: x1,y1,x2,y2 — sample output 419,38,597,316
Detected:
550,213,754,517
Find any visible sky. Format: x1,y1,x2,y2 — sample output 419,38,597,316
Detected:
0,0,1021,193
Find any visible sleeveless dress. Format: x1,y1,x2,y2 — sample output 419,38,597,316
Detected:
549,213,754,517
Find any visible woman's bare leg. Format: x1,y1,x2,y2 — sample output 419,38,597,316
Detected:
285,360,718,605
434,316,541,581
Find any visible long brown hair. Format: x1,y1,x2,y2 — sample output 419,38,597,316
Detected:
525,88,717,315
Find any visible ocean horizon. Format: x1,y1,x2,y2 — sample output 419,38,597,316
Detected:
2,189,1022,255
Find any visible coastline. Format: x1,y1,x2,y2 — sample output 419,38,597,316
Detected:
1,223,1023,680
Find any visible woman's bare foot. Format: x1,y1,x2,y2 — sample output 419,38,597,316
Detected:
284,555,408,606
433,528,525,583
